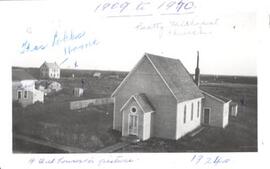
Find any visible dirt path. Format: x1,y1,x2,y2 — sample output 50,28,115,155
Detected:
95,142,130,153
14,134,87,153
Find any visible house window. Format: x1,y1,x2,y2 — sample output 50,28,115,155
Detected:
197,101,200,118
130,106,137,113
191,103,194,121
17,90,22,99
24,91,28,99
183,105,187,124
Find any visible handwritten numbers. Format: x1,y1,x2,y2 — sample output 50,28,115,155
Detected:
29,158,35,164
157,0,194,13
94,0,195,16
205,157,212,165
191,154,203,164
191,155,230,166
95,1,130,13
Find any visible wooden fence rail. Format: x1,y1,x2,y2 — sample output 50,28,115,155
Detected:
70,97,113,110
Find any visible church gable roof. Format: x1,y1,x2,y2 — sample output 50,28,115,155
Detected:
146,53,204,102
112,53,204,102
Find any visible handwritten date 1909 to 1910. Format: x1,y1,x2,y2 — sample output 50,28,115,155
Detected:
94,0,195,16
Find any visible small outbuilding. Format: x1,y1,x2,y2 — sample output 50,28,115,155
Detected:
201,90,231,128
48,81,62,92
230,102,238,117
93,72,101,78
36,80,62,95
12,69,44,107
73,87,84,97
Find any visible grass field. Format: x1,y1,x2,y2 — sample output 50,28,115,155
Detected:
12,67,257,152
12,70,125,152
13,101,123,152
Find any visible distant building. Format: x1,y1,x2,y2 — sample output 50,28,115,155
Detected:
93,72,101,78
73,88,84,97
40,62,60,79
12,69,44,107
36,80,62,95
230,102,238,117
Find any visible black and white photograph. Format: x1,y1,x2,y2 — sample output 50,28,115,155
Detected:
0,0,269,169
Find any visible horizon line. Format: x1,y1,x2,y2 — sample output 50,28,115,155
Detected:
12,66,257,77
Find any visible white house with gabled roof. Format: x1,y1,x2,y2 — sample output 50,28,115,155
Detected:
40,62,60,79
12,69,44,107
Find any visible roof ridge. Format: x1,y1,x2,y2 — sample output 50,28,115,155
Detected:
201,89,231,103
145,52,179,61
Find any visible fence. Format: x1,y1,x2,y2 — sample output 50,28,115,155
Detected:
70,97,113,110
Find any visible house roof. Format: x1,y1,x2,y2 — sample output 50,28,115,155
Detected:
120,93,155,113
112,53,204,102
230,102,238,106
41,62,60,69
12,69,35,81
36,80,61,88
201,90,231,103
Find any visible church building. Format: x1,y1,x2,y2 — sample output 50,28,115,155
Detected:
112,52,231,140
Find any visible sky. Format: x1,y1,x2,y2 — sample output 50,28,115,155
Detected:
2,0,257,76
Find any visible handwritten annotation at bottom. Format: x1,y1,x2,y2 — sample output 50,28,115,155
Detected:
28,156,135,167
191,154,230,166
27,154,230,167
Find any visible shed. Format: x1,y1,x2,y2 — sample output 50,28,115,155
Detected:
12,69,44,107
230,102,238,117
73,88,84,97
93,72,101,78
201,90,231,128
35,80,62,94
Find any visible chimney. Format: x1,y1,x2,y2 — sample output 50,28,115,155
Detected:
195,51,200,86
